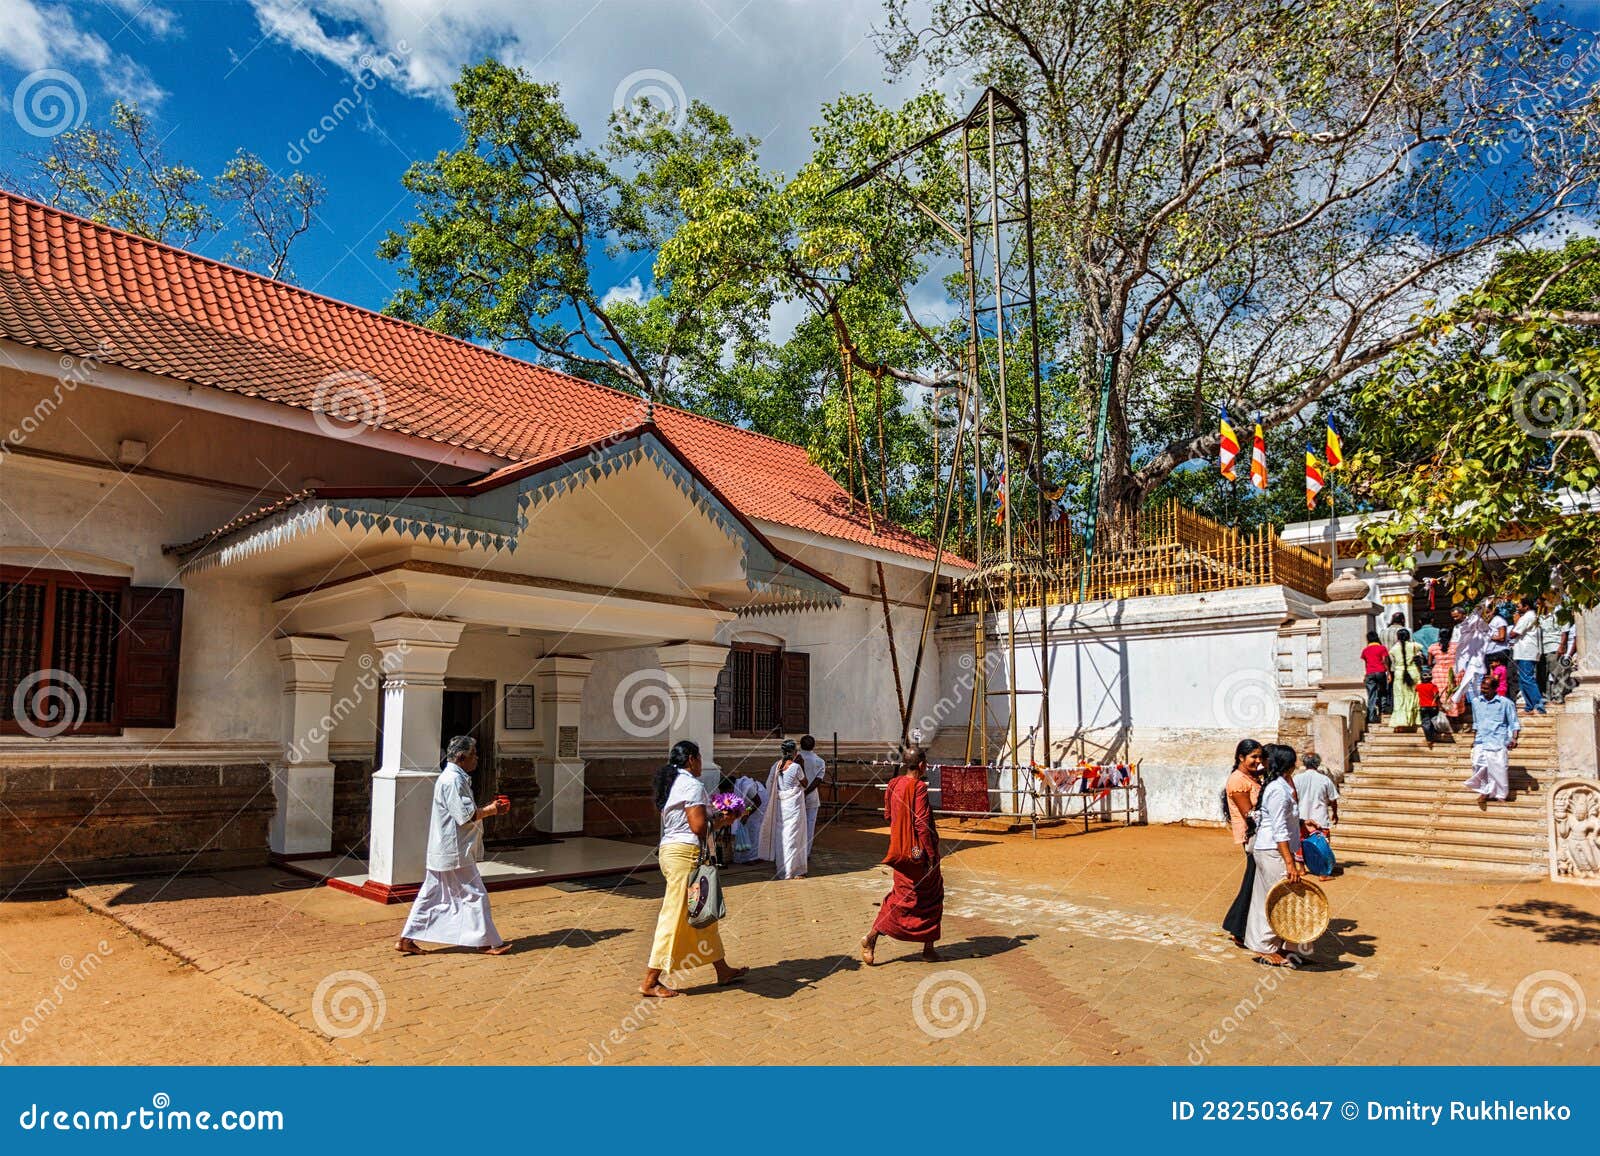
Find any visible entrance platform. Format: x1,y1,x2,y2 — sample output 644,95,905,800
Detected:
276,837,659,903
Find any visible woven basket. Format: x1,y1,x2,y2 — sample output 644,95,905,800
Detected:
1265,877,1330,944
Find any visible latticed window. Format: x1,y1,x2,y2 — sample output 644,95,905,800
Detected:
0,566,184,735
714,643,809,737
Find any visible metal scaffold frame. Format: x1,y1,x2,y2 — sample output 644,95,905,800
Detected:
830,87,1055,784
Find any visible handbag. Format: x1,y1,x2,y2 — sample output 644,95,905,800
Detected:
685,838,726,928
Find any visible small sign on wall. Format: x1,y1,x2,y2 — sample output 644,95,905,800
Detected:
504,684,535,730
557,725,579,759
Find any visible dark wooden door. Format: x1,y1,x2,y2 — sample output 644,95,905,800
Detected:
440,684,495,799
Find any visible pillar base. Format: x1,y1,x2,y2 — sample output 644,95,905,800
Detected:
367,767,440,889
268,761,336,856
533,758,587,833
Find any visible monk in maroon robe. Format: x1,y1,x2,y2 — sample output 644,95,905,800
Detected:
861,744,943,964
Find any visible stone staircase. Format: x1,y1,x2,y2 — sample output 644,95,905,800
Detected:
1335,708,1558,874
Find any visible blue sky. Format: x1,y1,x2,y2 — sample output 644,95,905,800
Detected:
0,0,918,316
2,0,1597,328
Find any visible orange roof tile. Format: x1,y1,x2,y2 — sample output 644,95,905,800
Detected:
0,190,940,563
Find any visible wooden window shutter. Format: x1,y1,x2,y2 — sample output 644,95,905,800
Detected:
118,586,184,727
780,650,810,734
713,658,734,734
752,649,780,735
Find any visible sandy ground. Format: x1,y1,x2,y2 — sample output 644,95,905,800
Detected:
3,817,1597,1065
0,897,343,1065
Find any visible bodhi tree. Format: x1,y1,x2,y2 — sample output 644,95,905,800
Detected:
883,0,1600,524
1350,238,1600,608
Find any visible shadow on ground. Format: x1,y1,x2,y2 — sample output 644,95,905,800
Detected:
1489,899,1600,946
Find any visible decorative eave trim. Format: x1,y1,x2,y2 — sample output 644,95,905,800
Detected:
170,430,842,612
176,501,517,574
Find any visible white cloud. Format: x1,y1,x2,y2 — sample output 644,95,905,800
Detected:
101,0,178,39
0,0,166,105
244,0,920,171
600,274,650,308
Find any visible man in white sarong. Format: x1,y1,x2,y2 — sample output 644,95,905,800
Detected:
730,769,767,864
758,738,808,879
1451,601,1493,712
397,735,511,955
797,734,827,856
1464,673,1520,805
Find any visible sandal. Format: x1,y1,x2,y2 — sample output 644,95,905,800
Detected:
860,937,876,967
640,983,680,999
716,966,749,986
1255,954,1298,969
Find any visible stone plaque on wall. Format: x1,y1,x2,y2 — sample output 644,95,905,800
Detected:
504,684,535,730
1549,777,1600,885
557,725,579,759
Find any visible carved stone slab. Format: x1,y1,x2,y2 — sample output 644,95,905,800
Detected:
1548,777,1600,885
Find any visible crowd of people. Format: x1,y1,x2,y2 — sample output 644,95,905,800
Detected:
390,729,945,998
1360,595,1582,802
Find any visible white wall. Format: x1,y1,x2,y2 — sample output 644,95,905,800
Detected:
934,585,1317,823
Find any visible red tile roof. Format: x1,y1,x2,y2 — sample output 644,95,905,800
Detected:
0,190,940,563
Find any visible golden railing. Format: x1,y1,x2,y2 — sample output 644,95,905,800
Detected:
947,500,1331,616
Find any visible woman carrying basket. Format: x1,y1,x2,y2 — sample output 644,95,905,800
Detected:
1246,743,1305,969
861,744,943,965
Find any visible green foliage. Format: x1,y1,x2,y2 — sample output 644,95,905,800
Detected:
213,151,324,280
1351,239,1600,608
11,101,325,280
379,59,746,400
25,101,214,246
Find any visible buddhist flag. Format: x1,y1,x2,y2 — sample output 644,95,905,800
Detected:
1250,422,1268,491
1325,418,1344,470
1218,408,1240,480
1305,444,1325,509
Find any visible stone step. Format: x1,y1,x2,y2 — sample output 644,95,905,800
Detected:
1335,829,1545,861
1333,840,1545,875
1363,732,1556,746
1342,790,1543,811
1337,818,1545,846
1353,756,1559,769
1359,732,1557,747
1359,735,1557,751
1345,771,1548,787
1336,795,1545,819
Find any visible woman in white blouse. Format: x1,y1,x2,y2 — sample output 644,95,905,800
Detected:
1246,743,1305,968
640,740,749,998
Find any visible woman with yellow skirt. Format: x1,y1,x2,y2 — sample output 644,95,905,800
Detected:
640,740,749,998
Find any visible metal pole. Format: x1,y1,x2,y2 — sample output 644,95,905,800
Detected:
1018,106,1051,773
1080,349,1116,601
961,113,988,768
988,91,1021,805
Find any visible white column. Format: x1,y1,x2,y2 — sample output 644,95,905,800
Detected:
367,616,464,892
533,655,593,834
1557,608,1600,779
1313,570,1379,779
1369,564,1415,625
270,635,349,856
656,642,729,790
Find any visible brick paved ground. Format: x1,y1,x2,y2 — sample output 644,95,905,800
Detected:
14,818,1600,1065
